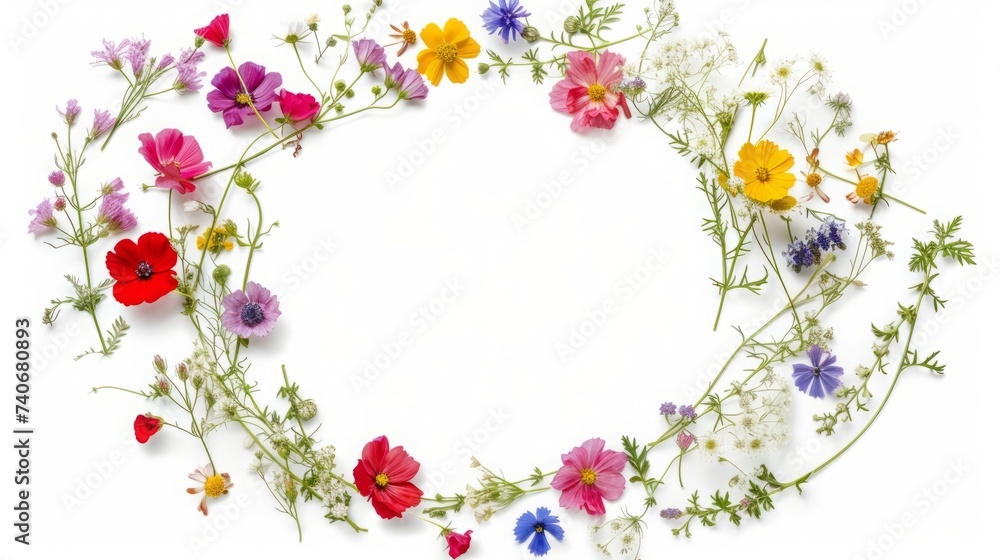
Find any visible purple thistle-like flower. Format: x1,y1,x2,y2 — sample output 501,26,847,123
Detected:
352,38,386,72
157,53,175,71
92,38,129,69
54,197,66,211
28,199,57,234
48,170,65,187
105,177,125,194
791,344,844,398
783,238,815,273
125,36,151,76
58,99,81,125
221,281,281,337
482,0,531,44
659,402,676,416
175,65,207,93
177,48,205,70
678,405,696,419
89,109,116,140
98,192,137,232
660,508,683,519
206,61,282,128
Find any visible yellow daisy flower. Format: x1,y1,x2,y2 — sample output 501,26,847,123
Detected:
733,140,796,203
847,176,879,204
416,19,481,86
197,226,235,253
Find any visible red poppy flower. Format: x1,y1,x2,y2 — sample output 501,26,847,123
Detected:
105,232,178,306
134,413,163,443
445,530,473,559
352,435,423,519
194,14,230,47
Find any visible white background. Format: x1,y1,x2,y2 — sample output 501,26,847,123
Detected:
2,0,997,558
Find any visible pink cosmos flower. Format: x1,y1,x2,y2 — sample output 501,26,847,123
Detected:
550,437,627,515
548,50,631,132
195,14,230,47
277,90,320,125
137,128,212,194
383,62,428,101
206,61,282,128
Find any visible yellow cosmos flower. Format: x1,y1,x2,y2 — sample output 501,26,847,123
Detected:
733,140,796,203
845,148,864,168
416,19,481,86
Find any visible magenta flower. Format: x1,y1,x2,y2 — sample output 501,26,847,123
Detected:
221,281,281,337
58,99,81,125
352,38,386,72
156,53,175,71
277,90,320,124
28,199,57,234
98,191,137,233
206,62,282,128
383,62,428,101
91,38,128,69
89,109,116,140
549,50,631,132
53,197,66,211
194,14,231,48
48,171,65,187
550,437,627,515
137,128,212,194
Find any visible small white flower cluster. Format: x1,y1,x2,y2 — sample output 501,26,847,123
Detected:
768,53,832,97
696,368,792,460
592,515,645,559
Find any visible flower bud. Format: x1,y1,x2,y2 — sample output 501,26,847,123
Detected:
153,355,167,374
326,35,338,47
192,374,204,390
176,361,189,381
194,36,205,48
48,170,66,187
564,16,582,33
53,197,67,211
334,80,347,92
213,264,232,286
521,26,540,42
294,399,318,421
477,63,490,75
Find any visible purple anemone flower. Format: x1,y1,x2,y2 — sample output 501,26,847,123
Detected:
206,61,282,128
482,0,531,44
221,281,281,337
352,38,386,72
791,344,844,398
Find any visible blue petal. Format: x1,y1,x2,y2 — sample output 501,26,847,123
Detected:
544,521,565,542
513,511,538,543
528,531,552,556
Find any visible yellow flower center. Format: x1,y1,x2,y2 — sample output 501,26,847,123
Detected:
235,92,252,106
436,43,458,63
769,196,797,212
806,173,822,188
204,474,226,498
580,468,598,486
755,167,771,182
535,525,545,533
402,29,416,44
704,439,717,451
856,177,879,199
375,473,390,488
588,84,607,102
749,438,763,451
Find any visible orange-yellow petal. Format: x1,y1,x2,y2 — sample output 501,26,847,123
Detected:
420,23,444,49
445,59,470,83
442,18,471,44
416,48,437,73
743,179,788,203
424,58,445,86
455,37,481,59
736,142,761,168
846,148,864,168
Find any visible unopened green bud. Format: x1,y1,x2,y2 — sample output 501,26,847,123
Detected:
334,80,347,92
371,85,382,96
326,35,338,48
153,355,167,374
477,63,490,75
521,26,540,42
294,399,318,421
564,16,582,33
194,36,205,48
213,265,232,286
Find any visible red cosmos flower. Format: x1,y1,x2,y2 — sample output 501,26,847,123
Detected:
105,232,178,306
195,14,230,47
277,90,320,125
445,530,473,559
352,435,423,519
134,413,164,443
138,128,211,194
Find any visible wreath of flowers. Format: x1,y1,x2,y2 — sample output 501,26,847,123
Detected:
30,1,976,558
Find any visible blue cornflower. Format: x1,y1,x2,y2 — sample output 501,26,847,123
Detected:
659,402,677,416
482,0,531,44
514,507,564,557
791,344,844,398
678,405,696,419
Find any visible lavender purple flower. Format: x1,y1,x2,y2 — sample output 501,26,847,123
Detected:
784,219,847,273
660,508,683,519
89,109,116,140
91,38,128,69
659,402,677,416
28,199,57,234
678,405,696,419
791,344,844,398
221,281,282,337
58,99,81,125
352,38,386,72
48,170,65,187
125,36,151,76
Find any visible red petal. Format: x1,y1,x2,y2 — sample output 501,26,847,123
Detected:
106,238,142,281
137,232,178,271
